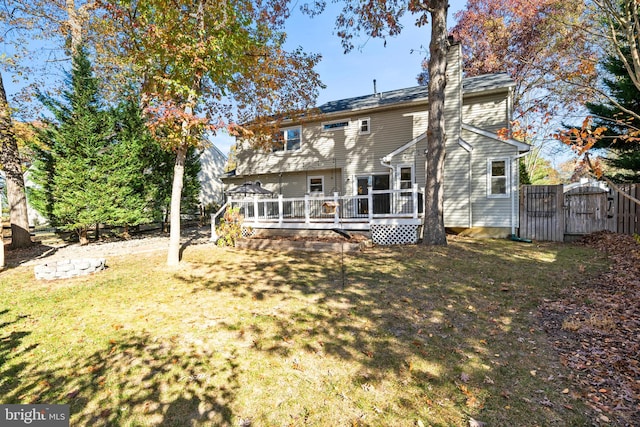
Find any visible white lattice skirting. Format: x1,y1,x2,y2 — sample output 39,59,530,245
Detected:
371,224,419,245
241,227,255,238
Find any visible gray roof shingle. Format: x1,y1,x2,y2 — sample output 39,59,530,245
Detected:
318,72,513,115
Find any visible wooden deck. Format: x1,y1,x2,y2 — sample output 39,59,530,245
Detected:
211,185,424,239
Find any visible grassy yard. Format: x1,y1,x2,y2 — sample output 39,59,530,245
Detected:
0,237,608,426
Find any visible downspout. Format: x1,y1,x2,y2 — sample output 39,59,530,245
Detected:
380,156,394,187
468,148,473,228
507,87,513,129
509,151,531,242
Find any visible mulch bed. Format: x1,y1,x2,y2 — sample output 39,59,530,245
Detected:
539,231,640,426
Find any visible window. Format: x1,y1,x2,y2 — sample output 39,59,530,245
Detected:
488,159,509,197
272,126,301,152
359,118,370,135
308,176,324,194
398,165,413,196
322,120,349,131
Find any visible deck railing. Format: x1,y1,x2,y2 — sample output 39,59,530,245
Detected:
214,184,423,229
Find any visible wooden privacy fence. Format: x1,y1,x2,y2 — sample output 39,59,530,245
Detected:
519,183,639,242
519,185,565,242
615,183,640,236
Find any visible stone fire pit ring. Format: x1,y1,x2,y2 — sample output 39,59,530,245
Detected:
34,258,107,281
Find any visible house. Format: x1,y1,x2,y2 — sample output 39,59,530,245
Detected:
0,170,48,228
197,140,228,209
221,41,530,243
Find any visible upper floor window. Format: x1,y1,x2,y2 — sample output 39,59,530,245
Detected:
273,126,301,152
359,117,370,135
322,120,349,131
488,158,509,198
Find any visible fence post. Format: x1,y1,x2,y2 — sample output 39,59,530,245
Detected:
305,194,310,224
368,186,374,221
278,194,283,225
333,192,340,223
412,183,419,219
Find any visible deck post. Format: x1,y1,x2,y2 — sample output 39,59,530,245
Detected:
412,183,419,219
253,196,259,221
305,194,310,224
333,192,340,223
278,194,283,225
368,186,374,222
210,213,217,241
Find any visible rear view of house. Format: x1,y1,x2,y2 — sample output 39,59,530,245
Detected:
222,41,529,242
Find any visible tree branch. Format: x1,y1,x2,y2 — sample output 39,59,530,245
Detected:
585,152,640,206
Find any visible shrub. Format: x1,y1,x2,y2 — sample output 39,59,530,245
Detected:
216,207,245,247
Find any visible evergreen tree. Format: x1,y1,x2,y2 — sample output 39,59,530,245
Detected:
105,97,156,232
519,158,531,185
146,144,202,229
30,47,114,244
109,97,201,232
586,47,640,182
30,50,203,241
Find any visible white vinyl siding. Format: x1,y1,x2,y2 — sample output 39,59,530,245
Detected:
338,106,427,194
462,93,509,133
226,170,338,198
442,43,471,228
443,142,472,227
465,128,516,227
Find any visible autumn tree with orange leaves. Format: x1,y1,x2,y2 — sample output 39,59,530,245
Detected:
450,0,600,183
451,0,598,119
557,0,640,205
103,0,323,265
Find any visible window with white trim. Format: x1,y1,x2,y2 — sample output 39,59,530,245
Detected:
308,176,324,195
488,158,509,198
398,165,413,196
359,117,370,135
272,126,301,152
322,120,349,131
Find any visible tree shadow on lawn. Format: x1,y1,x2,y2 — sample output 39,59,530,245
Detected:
176,239,597,425
0,310,241,427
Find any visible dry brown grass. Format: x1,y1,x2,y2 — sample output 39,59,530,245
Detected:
0,236,607,426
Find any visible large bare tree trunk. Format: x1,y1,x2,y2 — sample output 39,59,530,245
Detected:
422,0,448,246
0,72,32,249
166,145,186,266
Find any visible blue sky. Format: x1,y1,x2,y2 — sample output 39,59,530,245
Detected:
3,1,466,156
210,1,467,156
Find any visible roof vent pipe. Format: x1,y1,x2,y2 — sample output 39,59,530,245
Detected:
373,79,377,96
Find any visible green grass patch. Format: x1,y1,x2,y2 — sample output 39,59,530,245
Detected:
0,237,607,426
